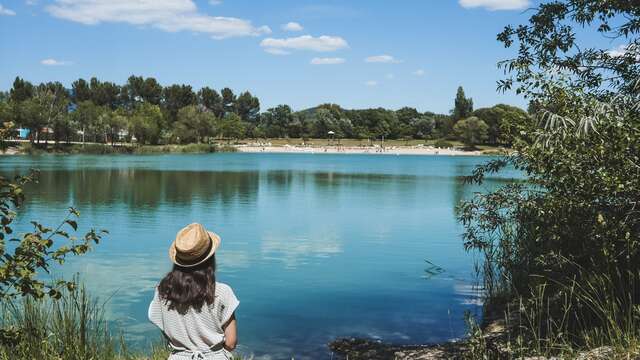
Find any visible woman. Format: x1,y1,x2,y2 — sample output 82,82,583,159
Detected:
149,223,239,360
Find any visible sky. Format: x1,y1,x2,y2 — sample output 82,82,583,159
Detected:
0,0,618,113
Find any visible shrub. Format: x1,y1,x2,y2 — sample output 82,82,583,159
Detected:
433,139,453,149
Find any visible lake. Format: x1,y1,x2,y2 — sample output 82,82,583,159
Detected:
0,153,515,359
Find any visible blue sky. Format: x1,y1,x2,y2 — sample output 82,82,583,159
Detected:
0,0,599,113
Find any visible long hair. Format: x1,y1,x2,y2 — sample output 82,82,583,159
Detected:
158,255,216,314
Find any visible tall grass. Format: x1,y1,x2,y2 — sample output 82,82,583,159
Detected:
464,268,640,359
0,283,169,360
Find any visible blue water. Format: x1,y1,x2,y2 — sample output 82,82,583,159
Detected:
0,153,517,359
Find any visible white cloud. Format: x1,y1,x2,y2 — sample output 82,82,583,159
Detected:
41,58,71,66
282,22,303,32
310,57,345,65
459,0,529,10
264,48,290,55
365,80,378,87
413,69,425,76
0,4,16,15
261,35,349,54
365,54,402,63
46,0,271,39
607,44,638,58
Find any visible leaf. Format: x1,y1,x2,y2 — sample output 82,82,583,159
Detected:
65,220,78,231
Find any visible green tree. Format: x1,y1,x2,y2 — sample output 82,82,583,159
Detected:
71,101,100,144
162,84,196,124
217,113,245,141
411,116,435,139
129,103,164,145
71,78,92,104
452,86,473,121
459,0,640,352
453,116,488,148
89,78,120,109
260,105,293,138
221,88,236,115
99,109,128,145
198,87,223,118
236,91,260,123
22,83,69,144
174,105,217,143
473,104,529,145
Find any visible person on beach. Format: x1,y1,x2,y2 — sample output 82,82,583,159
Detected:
149,223,239,360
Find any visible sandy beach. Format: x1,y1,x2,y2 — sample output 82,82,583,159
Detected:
235,144,488,156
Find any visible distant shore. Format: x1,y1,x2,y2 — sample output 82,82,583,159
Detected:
1,140,508,157
235,144,503,156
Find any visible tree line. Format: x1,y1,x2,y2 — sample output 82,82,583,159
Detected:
0,76,527,147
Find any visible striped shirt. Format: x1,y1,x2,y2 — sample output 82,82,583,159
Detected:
148,282,239,355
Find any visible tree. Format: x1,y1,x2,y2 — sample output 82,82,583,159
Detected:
129,103,164,145
473,104,529,145
236,91,260,122
452,86,473,121
198,87,223,118
221,88,236,115
453,116,488,148
89,77,120,109
174,105,217,143
396,107,420,125
9,77,34,103
162,85,196,124
99,109,128,145
459,0,640,352
70,101,100,144
22,83,69,144
411,116,435,139
260,105,293,138
71,78,92,104
217,113,245,141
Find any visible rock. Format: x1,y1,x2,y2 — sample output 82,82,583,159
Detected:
576,346,613,360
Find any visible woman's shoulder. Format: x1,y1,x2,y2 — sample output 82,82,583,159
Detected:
215,281,235,295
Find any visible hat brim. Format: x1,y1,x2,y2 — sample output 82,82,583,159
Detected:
169,231,220,268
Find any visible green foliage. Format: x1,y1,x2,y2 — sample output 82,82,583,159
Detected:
4,75,525,145
432,139,454,149
129,103,164,145
0,281,172,360
453,86,473,121
173,105,217,144
473,104,529,145
453,117,488,148
218,113,245,141
459,0,640,356
0,172,107,300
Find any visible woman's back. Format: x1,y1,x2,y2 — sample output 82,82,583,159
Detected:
148,282,239,351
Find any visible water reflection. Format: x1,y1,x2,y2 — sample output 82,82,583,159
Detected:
0,154,520,358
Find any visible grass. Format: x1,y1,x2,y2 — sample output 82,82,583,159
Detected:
462,270,640,359
0,283,246,360
9,142,237,155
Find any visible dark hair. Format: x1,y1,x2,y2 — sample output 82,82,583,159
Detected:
158,255,216,314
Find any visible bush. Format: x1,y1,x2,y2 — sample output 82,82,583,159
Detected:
433,139,454,149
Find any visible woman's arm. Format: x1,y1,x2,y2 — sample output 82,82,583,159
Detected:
222,313,237,351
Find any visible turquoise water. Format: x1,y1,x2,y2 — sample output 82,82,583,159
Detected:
0,153,516,359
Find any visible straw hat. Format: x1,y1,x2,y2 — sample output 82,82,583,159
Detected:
169,223,221,267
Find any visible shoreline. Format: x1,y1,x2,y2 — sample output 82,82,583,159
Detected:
1,143,507,157
235,145,500,156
